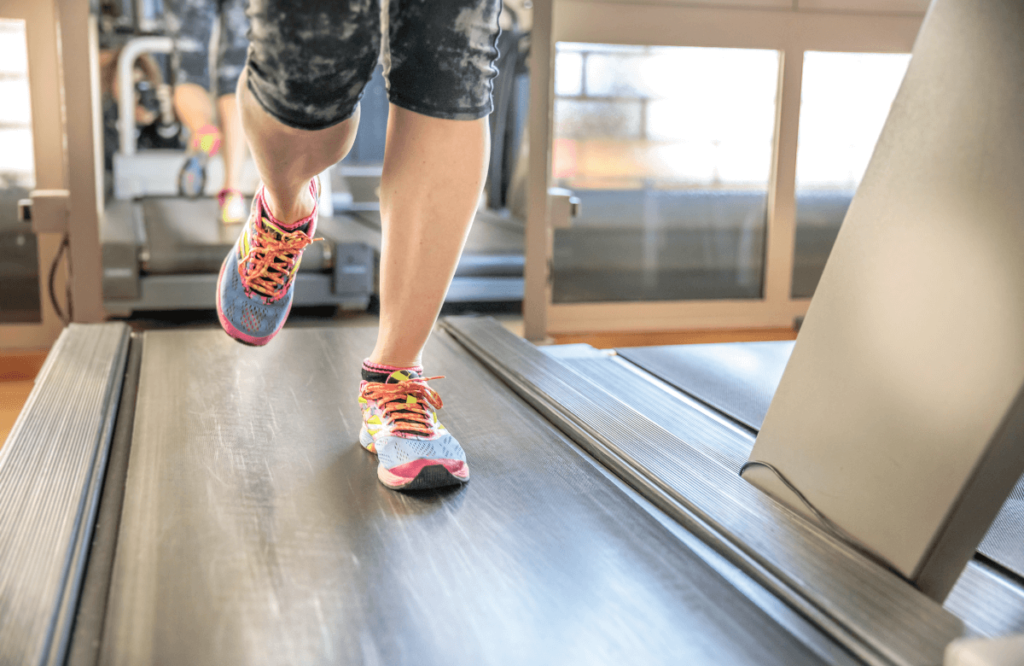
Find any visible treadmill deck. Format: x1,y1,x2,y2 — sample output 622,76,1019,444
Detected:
99,327,828,666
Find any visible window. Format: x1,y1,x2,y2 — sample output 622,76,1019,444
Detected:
792,51,911,298
0,19,41,323
551,43,779,303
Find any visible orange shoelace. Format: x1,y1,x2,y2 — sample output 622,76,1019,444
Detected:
239,218,321,300
360,376,445,436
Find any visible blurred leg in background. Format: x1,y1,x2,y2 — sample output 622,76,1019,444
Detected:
166,0,250,224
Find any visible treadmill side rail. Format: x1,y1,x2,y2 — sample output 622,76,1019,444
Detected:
442,315,964,666
0,323,130,666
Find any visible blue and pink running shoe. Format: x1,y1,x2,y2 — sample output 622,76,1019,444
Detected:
358,361,469,491
216,179,320,346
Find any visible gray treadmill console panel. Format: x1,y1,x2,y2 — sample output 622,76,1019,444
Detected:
746,0,1024,601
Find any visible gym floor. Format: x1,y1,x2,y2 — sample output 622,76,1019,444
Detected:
0,350,47,446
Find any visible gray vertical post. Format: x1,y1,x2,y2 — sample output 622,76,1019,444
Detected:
58,0,106,322
744,0,1024,601
522,0,555,342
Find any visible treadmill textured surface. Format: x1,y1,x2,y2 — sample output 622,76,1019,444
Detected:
979,475,1024,580
101,327,826,666
617,340,794,431
141,197,329,273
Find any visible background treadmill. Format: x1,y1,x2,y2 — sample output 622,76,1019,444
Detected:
100,22,532,316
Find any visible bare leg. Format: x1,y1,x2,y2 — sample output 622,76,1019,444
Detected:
217,93,247,192
173,82,216,135
369,105,490,368
236,69,359,223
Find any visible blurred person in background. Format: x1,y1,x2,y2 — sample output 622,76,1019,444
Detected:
167,0,250,224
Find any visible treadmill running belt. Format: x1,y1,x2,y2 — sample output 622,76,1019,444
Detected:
617,341,794,431
100,328,827,666
141,197,329,274
617,340,1024,586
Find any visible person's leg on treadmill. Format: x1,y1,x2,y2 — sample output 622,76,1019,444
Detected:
213,0,253,224
214,93,248,223
235,70,357,225
355,109,486,492
369,106,488,369
173,83,217,136
354,0,501,491
216,0,378,346
166,0,222,199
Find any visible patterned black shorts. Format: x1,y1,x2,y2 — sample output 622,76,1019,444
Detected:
246,0,502,130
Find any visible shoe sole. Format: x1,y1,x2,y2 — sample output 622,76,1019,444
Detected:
378,459,469,491
360,425,469,491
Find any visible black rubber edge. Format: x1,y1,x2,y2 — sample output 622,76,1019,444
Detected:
441,315,963,666
64,334,144,666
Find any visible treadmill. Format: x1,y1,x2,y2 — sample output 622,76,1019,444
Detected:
2,317,1021,666
100,197,379,316
103,28,531,315
6,0,1022,661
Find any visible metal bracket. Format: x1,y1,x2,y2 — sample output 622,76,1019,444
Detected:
20,189,71,234
548,187,581,230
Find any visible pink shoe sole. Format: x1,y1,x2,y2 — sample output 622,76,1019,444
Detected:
377,459,469,491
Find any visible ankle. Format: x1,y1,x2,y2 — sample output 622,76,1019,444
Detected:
366,355,422,370
262,184,315,226
362,358,423,383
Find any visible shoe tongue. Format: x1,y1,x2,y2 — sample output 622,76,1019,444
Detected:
261,215,311,239
386,369,421,383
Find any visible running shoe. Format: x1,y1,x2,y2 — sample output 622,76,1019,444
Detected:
358,362,469,491
216,178,321,346
178,124,221,198
218,188,247,225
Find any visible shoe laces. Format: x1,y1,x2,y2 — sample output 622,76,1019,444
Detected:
239,217,321,301
360,376,445,437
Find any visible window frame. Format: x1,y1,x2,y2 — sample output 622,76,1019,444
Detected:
523,0,921,339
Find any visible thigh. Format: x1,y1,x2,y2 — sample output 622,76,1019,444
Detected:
384,0,502,120
245,0,381,130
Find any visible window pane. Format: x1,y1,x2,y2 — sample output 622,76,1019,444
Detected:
792,51,911,298
0,19,40,324
551,43,779,303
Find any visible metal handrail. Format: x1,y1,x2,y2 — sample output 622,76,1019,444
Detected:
117,36,173,156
